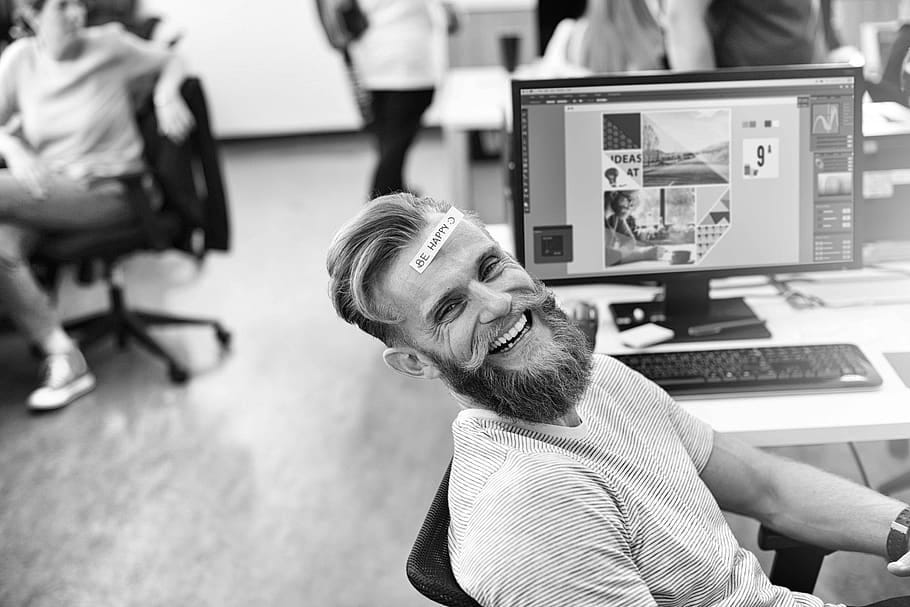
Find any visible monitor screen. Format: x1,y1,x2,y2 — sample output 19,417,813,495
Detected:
510,65,863,341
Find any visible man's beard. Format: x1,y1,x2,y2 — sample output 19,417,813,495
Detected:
430,282,593,424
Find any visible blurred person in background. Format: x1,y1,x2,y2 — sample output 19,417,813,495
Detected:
664,0,860,69
540,0,665,76
317,0,459,199
0,0,193,410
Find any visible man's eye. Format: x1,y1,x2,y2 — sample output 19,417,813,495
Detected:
438,300,462,322
481,258,502,280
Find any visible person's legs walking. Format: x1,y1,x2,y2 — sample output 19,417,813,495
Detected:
368,89,408,198
368,88,434,198
0,172,134,410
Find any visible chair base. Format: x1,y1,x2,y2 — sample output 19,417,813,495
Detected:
65,282,230,383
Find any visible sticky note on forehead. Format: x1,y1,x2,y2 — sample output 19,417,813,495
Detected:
409,207,464,273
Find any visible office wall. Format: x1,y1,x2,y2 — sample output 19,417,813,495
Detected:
833,0,909,48
139,0,362,137
138,0,535,138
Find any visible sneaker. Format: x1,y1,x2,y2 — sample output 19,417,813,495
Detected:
27,349,96,411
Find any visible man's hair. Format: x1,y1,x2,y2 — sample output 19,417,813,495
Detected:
326,192,485,346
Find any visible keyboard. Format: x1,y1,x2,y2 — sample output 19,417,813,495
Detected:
612,343,883,397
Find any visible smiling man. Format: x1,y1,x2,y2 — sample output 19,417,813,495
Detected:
326,193,910,607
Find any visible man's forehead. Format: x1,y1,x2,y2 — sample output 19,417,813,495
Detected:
382,216,495,307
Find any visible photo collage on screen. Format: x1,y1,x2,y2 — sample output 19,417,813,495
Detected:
601,110,732,268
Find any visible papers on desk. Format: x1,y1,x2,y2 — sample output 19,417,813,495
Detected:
784,266,910,308
863,101,910,137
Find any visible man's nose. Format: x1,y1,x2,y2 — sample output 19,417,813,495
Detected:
472,283,512,324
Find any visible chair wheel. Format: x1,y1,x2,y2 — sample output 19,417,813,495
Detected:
169,365,189,384
215,326,232,348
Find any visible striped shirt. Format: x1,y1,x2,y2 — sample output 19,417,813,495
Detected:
448,354,836,607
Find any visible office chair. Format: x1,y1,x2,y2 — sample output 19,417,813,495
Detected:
407,461,481,607
407,461,833,606
31,77,231,383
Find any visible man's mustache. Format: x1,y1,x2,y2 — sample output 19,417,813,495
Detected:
463,284,553,371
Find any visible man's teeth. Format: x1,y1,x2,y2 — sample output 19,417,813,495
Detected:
489,313,529,354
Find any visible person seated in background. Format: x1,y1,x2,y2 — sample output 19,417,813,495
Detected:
327,192,910,606
0,0,193,410
539,0,665,76
604,189,662,265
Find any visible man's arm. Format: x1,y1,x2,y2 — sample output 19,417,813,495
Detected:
663,0,715,70
701,431,907,562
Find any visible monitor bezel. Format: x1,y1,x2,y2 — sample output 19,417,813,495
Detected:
509,64,865,287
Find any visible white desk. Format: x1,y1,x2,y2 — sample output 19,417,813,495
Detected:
436,66,512,214
487,223,910,448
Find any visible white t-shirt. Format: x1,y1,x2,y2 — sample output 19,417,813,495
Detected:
0,23,169,180
448,354,837,606
348,0,443,90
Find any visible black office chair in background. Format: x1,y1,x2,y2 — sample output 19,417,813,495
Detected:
32,77,232,383
407,461,833,606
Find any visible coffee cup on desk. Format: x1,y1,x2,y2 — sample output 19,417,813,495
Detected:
670,250,691,264
498,33,522,73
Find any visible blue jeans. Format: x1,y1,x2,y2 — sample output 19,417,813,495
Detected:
0,171,135,345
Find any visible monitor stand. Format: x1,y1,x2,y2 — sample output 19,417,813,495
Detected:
608,277,771,343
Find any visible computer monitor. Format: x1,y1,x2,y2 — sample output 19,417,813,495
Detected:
511,65,863,342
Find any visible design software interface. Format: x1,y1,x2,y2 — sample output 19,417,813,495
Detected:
516,72,858,281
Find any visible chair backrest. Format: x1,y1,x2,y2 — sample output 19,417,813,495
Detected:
135,76,231,257
406,462,482,607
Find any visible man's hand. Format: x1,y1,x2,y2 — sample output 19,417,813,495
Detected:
887,552,910,576
6,145,48,199
155,96,195,144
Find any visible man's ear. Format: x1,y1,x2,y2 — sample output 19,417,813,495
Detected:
382,347,441,380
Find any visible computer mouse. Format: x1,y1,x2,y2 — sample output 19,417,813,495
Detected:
565,300,598,350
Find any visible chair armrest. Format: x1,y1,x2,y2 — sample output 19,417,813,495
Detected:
758,524,833,593
757,524,833,554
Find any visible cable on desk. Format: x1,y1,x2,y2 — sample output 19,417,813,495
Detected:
848,442,871,488
767,275,827,310
768,274,910,309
